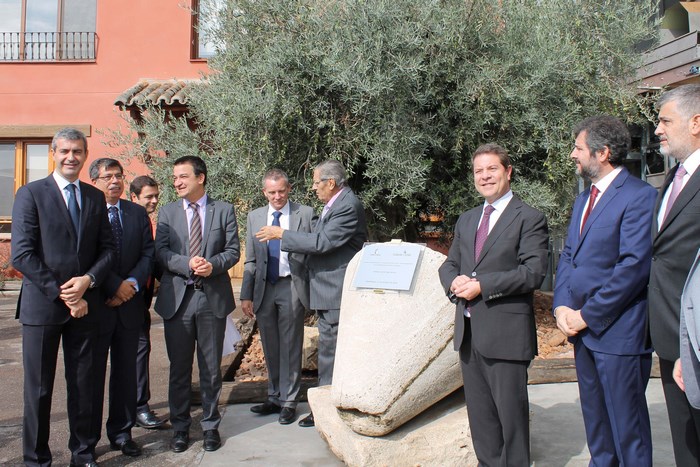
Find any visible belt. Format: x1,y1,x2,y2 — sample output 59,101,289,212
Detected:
186,282,204,291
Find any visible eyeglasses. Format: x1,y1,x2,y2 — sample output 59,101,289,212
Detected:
312,178,330,187
96,174,125,182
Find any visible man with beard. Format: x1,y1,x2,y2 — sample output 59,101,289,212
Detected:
554,116,656,466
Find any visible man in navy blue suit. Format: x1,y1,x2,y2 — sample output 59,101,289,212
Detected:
88,159,154,458
12,128,115,467
554,116,657,466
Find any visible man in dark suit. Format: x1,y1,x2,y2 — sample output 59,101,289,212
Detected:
241,169,314,425
11,128,115,467
88,159,154,458
129,175,167,429
256,159,367,427
648,84,700,466
155,156,240,453
553,116,657,466
438,143,549,467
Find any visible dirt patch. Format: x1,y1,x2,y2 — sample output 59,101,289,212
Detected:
234,292,571,381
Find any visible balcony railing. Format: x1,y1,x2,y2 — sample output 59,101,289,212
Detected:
0,31,97,62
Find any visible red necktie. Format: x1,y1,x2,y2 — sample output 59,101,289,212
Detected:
580,185,599,233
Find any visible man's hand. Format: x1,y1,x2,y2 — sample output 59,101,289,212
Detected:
106,297,123,307
565,309,588,333
450,275,481,301
114,280,137,302
673,358,685,392
60,275,91,304
241,300,255,318
67,298,88,318
555,306,580,337
190,256,213,277
255,226,284,242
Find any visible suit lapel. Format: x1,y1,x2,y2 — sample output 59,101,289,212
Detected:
474,198,522,268
202,198,215,254
288,202,302,232
47,177,79,245
575,170,625,256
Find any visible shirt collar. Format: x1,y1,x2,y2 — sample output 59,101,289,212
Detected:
325,187,346,209
682,148,700,177
484,189,513,212
182,194,207,210
591,166,622,196
53,171,79,191
268,201,290,217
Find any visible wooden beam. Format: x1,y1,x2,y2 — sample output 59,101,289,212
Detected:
0,125,91,138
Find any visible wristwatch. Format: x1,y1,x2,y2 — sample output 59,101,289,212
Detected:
86,273,96,289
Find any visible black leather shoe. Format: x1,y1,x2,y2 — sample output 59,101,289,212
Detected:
298,412,315,427
203,429,221,452
136,410,167,429
69,462,99,467
250,401,281,415
279,407,297,425
110,438,141,457
170,431,189,453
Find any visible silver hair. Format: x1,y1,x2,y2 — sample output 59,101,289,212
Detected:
316,160,347,187
657,84,700,120
52,128,88,152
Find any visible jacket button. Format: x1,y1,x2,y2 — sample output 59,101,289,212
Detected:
471,272,477,277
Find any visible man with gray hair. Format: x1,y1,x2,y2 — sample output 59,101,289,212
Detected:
12,128,115,466
256,160,368,427
241,169,314,425
649,84,700,466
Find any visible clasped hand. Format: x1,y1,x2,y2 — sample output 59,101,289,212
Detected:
106,279,137,307
450,275,481,301
60,276,90,318
189,256,213,277
555,306,588,336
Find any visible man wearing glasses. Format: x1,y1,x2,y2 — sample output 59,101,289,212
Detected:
256,159,367,427
89,158,154,458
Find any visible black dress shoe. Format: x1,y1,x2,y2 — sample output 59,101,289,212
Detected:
109,438,141,457
298,412,315,427
170,431,189,453
250,401,281,415
279,407,297,425
136,410,167,429
69,462,99,467
203,429,221,452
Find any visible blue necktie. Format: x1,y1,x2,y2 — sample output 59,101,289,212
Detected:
66,184,80,241
267,211,282,284
109,206,123,260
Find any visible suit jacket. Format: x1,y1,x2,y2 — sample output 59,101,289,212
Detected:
281,188,367,310
154,197,240,319
11,175,115,325
240,201,314,311
680,249,700,409
553,169,656,355
100,199,154,330
438,196,549,361
649,164,700,360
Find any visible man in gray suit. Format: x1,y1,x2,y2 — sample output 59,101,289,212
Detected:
674,249,700,410
256,160,367,427
648,84,700,466
155,156,240,453
241,169,314,425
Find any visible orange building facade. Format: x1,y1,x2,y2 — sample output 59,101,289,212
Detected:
0,0,213,274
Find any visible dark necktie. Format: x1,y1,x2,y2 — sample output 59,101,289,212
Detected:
580,185,599,233
474,205,495,261
108,206,123,261
189,202,203,286
267,211,282,284
662,165,687,224
66,183,80,241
